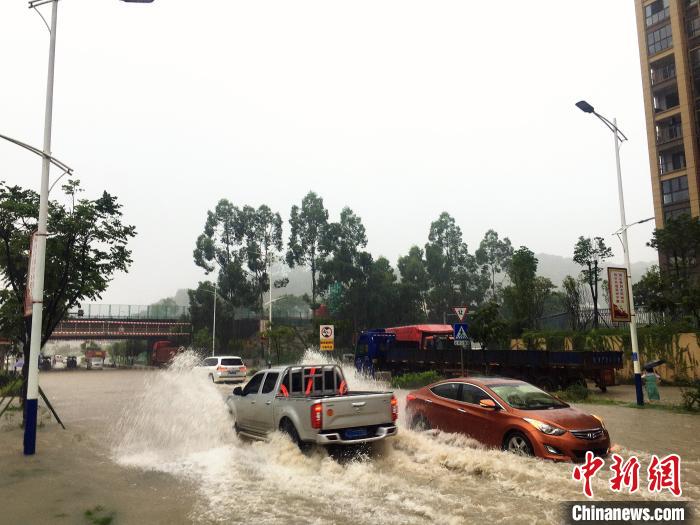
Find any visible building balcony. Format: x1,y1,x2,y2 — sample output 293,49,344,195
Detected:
657,125,683,145
651,62,677,85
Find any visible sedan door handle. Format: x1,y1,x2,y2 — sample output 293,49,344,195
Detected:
457,408,466,413
425,399,433,404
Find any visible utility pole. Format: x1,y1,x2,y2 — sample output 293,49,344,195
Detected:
212,280,216,357
24,0,58,456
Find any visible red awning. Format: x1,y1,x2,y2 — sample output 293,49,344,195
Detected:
385,324,453,343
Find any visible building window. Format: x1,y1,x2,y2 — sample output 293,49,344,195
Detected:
648,24,673,55
656,115,683,144
646,0,670,27
650,57,676,85
664,206,691,222
653,86,680,112
662,176,689,205
689,17,700,39
659,147,686,174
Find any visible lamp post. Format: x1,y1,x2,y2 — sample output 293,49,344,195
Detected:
575,100,644,406
202,281,218,357
23,0,154,456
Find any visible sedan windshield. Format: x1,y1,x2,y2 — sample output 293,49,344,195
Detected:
490,382,568,410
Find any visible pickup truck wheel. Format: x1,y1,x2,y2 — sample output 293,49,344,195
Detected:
233,421,241,435
279,419,309,451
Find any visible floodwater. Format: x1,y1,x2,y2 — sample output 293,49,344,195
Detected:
111,351,700,525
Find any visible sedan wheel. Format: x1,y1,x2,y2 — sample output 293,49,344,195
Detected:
505,433,534,457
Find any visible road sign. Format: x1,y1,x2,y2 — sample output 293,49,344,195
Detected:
320,324,334,351
454,340,470,347
454,323,469,341
453,305,469,322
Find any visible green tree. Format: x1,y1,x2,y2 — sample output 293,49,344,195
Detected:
0,180,135,403
562,275,587,330
240,204,284,315
573,236,613,328
647,215,700,323
424,212,487,320
397,246,429,323
502,247,554,333
469,302,508,350
193,199,255,315
286,191,329,309
318,207,368,295
475,229,513,299
633,265,672,314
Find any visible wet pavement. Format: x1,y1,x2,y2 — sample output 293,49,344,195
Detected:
2,356,698,524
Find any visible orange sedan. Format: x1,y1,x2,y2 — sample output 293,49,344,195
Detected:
406,377,610,462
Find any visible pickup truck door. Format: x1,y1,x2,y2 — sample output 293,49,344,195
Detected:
250,371,279,433
236,372,265,430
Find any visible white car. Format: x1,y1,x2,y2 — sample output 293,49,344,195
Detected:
86,357,104,370
198,355,247,384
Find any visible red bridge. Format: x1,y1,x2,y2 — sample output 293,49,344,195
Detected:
50,304,192,341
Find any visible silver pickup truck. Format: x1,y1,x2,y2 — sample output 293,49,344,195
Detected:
226,364,398,447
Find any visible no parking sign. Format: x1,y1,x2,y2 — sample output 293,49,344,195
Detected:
319,325,334,351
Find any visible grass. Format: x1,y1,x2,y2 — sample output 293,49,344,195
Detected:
84,506,115,525
0,377,21,397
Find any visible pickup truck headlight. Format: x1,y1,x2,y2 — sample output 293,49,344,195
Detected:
523,418,566,436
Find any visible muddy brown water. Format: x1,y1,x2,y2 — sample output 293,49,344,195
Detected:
4,353,699,524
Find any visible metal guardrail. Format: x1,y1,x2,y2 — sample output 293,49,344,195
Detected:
66,304,190,320
65,303,314,323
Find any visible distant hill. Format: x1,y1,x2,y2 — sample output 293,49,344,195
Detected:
534,253,655,288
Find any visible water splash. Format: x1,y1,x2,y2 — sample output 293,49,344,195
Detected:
111,349,698,524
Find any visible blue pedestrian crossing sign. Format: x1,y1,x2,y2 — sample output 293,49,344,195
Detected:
454,323,469,341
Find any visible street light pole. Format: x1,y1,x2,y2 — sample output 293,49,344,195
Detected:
24,0,58,456
612,117,644,407
576,100,644,406
212,280,217,357
23,0,154,456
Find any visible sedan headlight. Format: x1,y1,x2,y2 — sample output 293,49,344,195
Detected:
523,418,566,436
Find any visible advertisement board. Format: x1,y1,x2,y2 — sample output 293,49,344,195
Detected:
607,267,631,323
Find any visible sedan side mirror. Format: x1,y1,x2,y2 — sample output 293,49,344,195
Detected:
479,398,497,409
233,386,243,396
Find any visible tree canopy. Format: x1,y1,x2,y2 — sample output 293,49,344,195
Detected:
0,180,135,392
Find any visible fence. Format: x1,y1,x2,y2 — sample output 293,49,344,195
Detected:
536,308,670,331
66,304,190,320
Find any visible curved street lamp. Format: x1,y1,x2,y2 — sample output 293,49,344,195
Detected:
23,0,155,456
575,100,644,407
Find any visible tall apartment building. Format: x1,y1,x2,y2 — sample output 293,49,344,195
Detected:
635,0,700,228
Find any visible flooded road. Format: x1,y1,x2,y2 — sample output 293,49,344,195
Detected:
106,352,700,524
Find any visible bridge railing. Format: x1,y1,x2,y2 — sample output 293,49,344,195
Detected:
67,304,190,320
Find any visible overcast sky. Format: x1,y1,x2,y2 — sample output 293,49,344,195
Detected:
1,0,657,305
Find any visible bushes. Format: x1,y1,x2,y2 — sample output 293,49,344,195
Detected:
681,381,700,411
554,383,589,402
391,371,442,390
